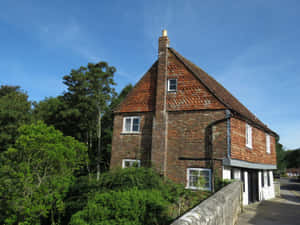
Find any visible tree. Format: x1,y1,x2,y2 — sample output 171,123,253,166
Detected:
276,141,286,173
32,97,66,131
284,148,300,168
0,85,31,152
0,121,88,225
62,62,116,179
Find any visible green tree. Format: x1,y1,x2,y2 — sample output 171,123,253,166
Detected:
0,121,88,225
276,141,286,173
284,148,300,168
32,97,66,130
62,62,116,178
0,85,31,152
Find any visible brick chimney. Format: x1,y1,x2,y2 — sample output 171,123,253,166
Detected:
151,30,169,176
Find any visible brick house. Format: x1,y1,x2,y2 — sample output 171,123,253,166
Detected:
110,30,278,205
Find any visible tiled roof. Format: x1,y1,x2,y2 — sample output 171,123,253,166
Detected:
169,48,277,136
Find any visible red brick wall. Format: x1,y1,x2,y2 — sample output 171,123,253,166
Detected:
166,50,225,111
116,62,157,113
230,117,276,165
110,112,153,168
165,110,227,184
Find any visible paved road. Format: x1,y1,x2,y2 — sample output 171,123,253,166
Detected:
236,178,300,225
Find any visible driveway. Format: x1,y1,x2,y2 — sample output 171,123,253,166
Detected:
236,178,300,225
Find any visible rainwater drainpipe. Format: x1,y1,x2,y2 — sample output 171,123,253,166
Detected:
207,109,232,192
226,109,231,159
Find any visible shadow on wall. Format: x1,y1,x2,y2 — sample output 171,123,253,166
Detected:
140,114,153,167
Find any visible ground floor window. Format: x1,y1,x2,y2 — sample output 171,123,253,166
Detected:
122,159,141,168
187,168,211,191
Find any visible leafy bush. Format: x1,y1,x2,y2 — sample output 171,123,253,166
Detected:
69,188,171,225
98,167,167,190
96,167,185,203
0,121,88,225
66,168,211,225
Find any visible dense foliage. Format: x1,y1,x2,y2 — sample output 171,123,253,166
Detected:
0,85,31,152
33,64,132,174
0,122,88,225
276,141,286,173
284,148,300,169
275,140,300,174
66,168,211,225
69,188,169,225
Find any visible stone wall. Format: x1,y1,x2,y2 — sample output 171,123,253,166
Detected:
274,181,280,197
171,181,243,225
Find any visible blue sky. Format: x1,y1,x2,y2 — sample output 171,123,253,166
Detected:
0,0,299,149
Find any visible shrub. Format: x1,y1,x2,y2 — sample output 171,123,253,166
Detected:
96,167,185,203
69,188,171,225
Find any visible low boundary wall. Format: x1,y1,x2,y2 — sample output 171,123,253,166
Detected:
171,181,243,225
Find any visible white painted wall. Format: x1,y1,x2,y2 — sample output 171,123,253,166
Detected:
222,166,231,180
259,170,275,200
242,171,248,205
222,167,275,205
233,168,241,180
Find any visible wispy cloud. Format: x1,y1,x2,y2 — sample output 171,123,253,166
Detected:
0,1,102,62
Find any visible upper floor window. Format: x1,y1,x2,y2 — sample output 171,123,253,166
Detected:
123,116,140,133
186,168,211,191
246,123,252,149
168,79,177,92
266,134,271,154
122,159,141,168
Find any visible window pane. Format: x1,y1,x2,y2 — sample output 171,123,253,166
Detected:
132,118,140,131
203,177,210,188
189,169,210,189
190,170,199,176
189,175,198,187
125,161,130,167
125,118,131,131
200,170,209,177
168,79,177,91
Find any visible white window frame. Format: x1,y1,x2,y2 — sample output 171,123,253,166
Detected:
186,168,211,191
122,159,141,168
246,123,252,149
122,116,140,133
266,134,271,154
167,79,177,92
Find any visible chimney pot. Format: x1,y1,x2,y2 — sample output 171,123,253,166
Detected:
162,29,168,37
